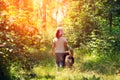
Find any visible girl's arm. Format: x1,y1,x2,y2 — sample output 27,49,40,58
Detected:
64,41,68,52
52,42,55,56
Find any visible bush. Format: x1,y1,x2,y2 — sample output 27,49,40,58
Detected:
0,48,11,80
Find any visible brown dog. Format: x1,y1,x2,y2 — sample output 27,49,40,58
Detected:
65,48,74,68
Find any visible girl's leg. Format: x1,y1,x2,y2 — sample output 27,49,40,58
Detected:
55,53,66,68
59,53,66,67
55,53,60,68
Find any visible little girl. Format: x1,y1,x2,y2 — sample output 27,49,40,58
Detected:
52,27,68,68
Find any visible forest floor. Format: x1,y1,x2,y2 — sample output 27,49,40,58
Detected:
28,49,120,80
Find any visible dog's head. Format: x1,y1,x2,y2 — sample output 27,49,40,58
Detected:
65,55,74,67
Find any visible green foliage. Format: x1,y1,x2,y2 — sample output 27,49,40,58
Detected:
0,1,52,79
0,48,11,80
1,0,120,80
63,0,120,54
63,0,102,48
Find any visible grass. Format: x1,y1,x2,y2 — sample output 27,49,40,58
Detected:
9,49,120,80
31,65,120,80
27,49,120,80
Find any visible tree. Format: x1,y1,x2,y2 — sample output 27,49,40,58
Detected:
63,0,120,53
102,0,120,33
63,0,100,47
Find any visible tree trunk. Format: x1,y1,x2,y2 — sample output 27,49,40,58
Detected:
42,0,46,30
109,12,112,33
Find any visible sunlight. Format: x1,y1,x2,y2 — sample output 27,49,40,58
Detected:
53,7,66,24
2,0,69,36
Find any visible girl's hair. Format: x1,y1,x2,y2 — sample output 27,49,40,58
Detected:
56,29,60,39
55,27,63,39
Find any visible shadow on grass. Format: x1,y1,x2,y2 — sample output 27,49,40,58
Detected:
82,75,100,80
36,74,55,80
80,54,120,75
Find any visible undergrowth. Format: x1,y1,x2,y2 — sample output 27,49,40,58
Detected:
5,49,120,80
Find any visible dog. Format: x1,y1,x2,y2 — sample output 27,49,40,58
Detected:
65,48,74,68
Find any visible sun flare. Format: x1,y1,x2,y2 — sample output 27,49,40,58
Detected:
2,0,69,36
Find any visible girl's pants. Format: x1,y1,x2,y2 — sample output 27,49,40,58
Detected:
55,53,66,68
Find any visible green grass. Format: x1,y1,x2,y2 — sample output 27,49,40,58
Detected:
28,49,120,80
31,65,120,80
9,49,120,80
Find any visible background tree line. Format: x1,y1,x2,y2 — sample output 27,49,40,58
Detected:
64,0,120,54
